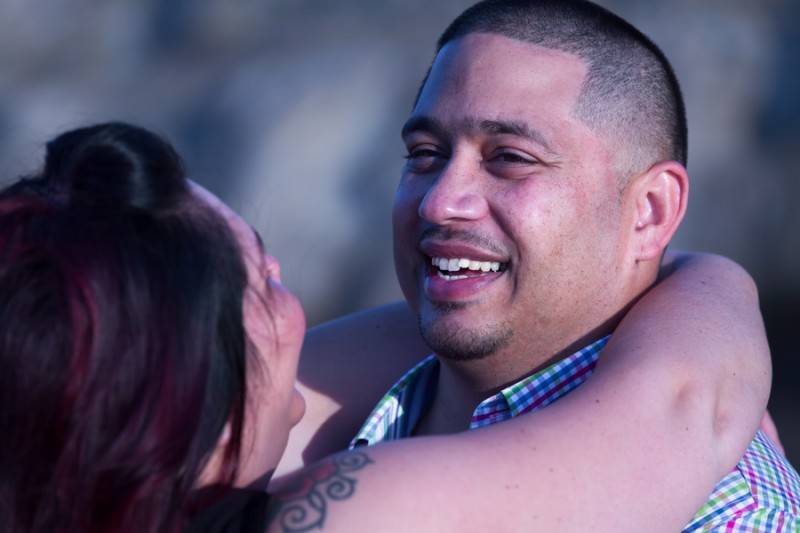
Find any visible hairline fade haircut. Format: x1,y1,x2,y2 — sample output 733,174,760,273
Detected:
419,0,687,181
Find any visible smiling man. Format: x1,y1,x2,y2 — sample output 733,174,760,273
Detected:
385,7,686,436
395,32,644,391
272,0,799,530
340,0,799,529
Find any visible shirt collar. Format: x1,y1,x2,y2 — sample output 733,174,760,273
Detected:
352,335,610,445
478,335,610,422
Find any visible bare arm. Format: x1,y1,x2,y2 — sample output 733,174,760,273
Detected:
275,302,428,476
275,252,769,476
606,250,770,468
269,252,771,532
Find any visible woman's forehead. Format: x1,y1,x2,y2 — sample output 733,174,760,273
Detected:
188,181,262,261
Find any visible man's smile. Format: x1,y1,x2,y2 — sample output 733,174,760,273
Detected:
429,256,505,279
421,252,510,305
418,236,511,301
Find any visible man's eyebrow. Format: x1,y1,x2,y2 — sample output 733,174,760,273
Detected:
401,115,555,154
401,116,448,140
477,119,554,153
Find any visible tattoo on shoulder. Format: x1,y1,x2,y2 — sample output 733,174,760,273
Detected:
268,451,373,532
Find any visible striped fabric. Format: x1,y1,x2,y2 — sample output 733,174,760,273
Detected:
350,356,438,446
683,431,800,531
351,337,800,531
471,336,609,428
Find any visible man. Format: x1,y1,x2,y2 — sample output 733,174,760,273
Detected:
275,0,798,530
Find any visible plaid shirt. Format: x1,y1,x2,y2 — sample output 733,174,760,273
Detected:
351,337,800,531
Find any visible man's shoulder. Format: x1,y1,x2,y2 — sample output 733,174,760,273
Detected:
349,354,438,448
684,431,800,532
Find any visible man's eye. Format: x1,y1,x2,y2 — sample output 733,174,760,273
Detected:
485,150,541,179
490,151,537,165
403,147,445,172
404,148,440,159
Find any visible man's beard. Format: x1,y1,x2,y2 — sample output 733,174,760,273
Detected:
418,302,513,361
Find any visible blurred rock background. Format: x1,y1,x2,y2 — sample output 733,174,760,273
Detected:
0,0,796,464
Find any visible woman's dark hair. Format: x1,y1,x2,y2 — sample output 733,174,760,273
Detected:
0,122,250,532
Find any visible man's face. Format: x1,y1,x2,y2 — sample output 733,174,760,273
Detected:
393,33,634,361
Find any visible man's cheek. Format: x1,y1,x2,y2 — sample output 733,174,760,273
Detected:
392,184,419,221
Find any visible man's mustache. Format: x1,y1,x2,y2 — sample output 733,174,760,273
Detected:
418,227,506,256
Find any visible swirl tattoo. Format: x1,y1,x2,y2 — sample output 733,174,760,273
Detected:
269,452,373,532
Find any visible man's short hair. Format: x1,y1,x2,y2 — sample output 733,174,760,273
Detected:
423,0,687,178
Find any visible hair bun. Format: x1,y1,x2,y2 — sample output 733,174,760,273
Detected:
43,122,187,211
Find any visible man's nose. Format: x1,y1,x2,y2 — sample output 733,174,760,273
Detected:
417,155,488,224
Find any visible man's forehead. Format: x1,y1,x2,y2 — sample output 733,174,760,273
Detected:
414,34,587,128
434,33,587,83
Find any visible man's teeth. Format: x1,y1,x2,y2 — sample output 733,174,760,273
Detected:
430,256,501,273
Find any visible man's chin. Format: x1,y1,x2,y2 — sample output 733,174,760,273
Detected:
418,312,512,362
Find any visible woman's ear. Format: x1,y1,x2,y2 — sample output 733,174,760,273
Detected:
629,160,689,261
194,421,233,488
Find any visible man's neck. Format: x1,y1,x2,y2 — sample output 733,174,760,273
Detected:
412,361,484,436
414,306,632,437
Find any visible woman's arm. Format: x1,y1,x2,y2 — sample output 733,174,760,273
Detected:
276,251,769,478
269,252,771,532
272,255,770,531
602,250,770,469
274,301,429,476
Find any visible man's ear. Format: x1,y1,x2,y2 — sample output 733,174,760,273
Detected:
629,160,688,262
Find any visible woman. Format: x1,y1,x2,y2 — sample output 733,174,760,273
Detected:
0,123,772,532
